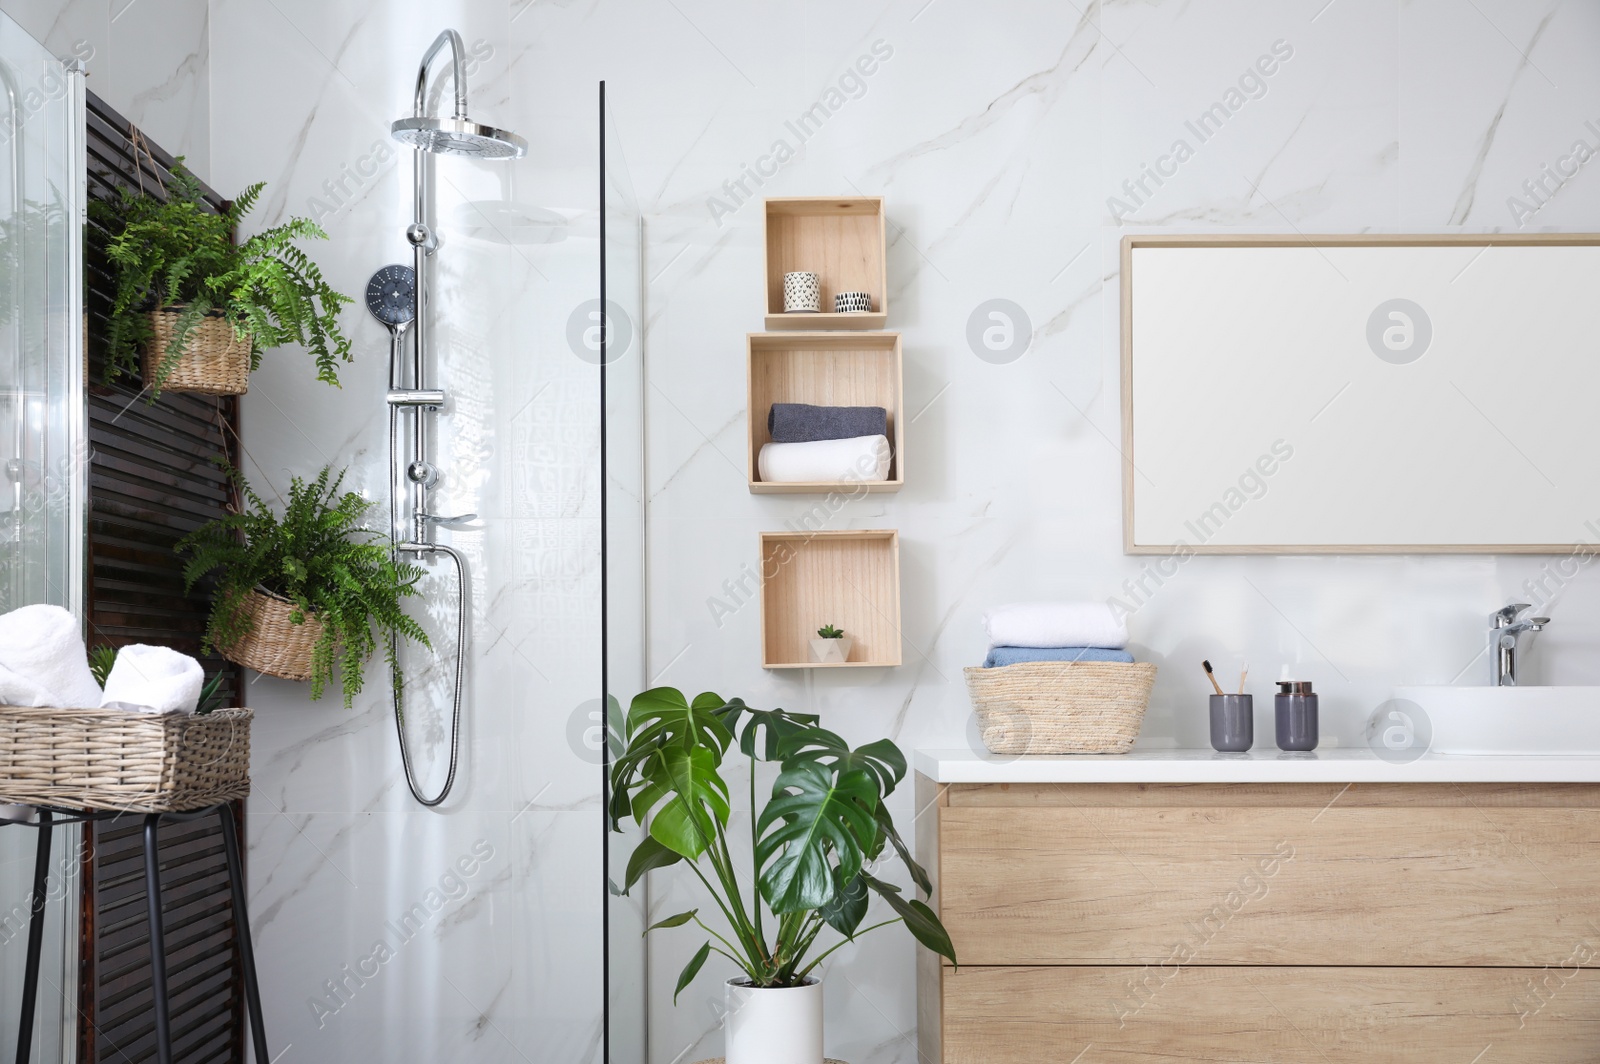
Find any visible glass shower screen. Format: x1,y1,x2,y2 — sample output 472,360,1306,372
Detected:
0,10,86,1064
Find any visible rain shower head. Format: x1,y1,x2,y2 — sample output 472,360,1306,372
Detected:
392,116,526,158
392,29,527,160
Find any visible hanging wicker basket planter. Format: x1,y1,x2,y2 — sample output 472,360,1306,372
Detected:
142,305,252,396
218,588,323,682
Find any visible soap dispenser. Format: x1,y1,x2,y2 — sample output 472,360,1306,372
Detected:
1274,680,1318,751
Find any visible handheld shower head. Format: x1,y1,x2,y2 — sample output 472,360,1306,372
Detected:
392,29,527,159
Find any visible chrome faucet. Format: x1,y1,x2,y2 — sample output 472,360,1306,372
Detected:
1490,603,1550,686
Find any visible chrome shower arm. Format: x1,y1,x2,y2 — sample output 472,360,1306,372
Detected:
412,29,469,120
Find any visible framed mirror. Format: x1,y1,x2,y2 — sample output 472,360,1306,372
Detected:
1121,233,1600,554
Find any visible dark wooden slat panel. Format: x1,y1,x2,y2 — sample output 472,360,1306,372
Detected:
80,89,247,1064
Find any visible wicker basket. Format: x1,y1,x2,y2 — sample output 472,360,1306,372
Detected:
142,306,251,395
218,588,323,682
0,706,251,812
965,661,1157,755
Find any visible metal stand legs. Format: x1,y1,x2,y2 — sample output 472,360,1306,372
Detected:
142,814,174,1064
13,804,269,1064
15,809,51,1064
219,806,269,1064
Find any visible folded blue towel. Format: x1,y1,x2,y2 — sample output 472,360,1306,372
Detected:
983,646,1136,668
769,403,888,443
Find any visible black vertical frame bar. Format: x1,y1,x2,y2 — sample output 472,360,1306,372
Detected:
598,78,613,1064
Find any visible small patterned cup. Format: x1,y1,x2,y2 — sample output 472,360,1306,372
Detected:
783,271,821,313
833,290,873,313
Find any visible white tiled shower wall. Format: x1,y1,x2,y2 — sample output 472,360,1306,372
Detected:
15,1,1600,1062
4,0,210,175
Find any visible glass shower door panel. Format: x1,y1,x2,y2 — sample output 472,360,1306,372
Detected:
0,10,84,1064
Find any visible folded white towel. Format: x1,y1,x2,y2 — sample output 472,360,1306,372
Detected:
0,661,64,708
757,434,891,484
983,602,1128,650
0,604,103,707
100,645,203,715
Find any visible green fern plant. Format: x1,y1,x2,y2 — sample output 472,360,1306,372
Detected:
91,161,353,394
87,645,118,688
176,465,428,708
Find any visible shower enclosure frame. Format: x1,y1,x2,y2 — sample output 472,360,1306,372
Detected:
600,78,650,1064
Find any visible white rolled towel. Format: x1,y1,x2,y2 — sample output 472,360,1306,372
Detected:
100,645,203,715
758,434,891,484
0,604,103,707
983,601,1129,651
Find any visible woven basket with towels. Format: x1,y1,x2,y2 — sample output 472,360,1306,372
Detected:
0,706,251,812
965,661,1156,754
0,604,251,812
969,601,1154,754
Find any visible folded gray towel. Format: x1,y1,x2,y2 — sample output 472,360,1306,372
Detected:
769,403,888,443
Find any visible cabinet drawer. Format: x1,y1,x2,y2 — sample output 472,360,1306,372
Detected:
941,964,1600,1063
938,783,1600,966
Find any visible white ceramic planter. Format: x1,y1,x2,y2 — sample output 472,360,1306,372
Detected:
809,637,852,664
725,977,823,1064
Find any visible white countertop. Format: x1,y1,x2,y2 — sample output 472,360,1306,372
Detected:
914,747,1600,784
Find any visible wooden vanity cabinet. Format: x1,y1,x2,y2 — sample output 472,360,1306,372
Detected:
916,776,1600,1063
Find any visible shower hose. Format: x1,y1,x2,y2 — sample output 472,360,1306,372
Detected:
387,403,467,807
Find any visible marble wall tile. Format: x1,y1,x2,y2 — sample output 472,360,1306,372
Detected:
196,1,1600,1062
0,0,208,172
103,0,210,174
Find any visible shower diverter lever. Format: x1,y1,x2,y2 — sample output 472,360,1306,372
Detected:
424,512,478,527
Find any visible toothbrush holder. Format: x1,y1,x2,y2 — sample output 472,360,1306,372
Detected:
1209,693,1254,752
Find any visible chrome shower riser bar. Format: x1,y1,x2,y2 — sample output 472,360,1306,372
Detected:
367,28,525,808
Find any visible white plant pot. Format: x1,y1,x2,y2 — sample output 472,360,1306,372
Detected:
725,977,823,1064
809,637,852,664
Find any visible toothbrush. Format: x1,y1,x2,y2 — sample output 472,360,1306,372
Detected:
1238,665,1248,695
1202,659,1225,696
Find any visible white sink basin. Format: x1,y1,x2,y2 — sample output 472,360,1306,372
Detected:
1392,686,1600,755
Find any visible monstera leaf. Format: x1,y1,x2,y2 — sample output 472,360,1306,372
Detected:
756,761,879,913
637,744,730,859
862,873,957,966
819,865,870,938
716,698,819,760
873,802,932,895
608,688,733,828
622,835,682,894
778,727,907,798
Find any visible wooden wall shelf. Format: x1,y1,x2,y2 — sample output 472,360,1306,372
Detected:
760,530,901,668
764,197,887,331
747,332,903,494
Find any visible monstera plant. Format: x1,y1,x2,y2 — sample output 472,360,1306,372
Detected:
609,688,955,1064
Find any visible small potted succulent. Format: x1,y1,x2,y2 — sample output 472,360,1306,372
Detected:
809,624,851,664
176,465,428,707
610,689,956,1064
92,162,353,397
